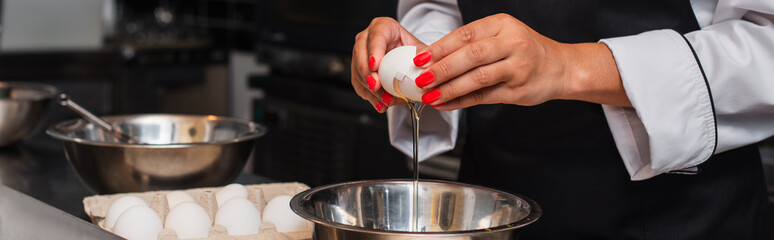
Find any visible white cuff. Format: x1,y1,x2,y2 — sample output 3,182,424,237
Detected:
387,107,460,162
601,29,716,180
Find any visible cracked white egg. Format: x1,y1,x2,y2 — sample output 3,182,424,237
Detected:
113,205,163,240
262,195,310,233
105,195,148,229
165,202,212,239
215,197,262,236
215,183,248,207
378,45,426,102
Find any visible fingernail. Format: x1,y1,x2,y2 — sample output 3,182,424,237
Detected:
413,52,431,66
368,56,376,69
381,91,393,105
415,71,435,88
422,89,441,104
431,103,445,108
375,102,384,112
366,75,376,91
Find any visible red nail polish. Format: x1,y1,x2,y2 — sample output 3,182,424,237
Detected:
422,89,441,104
415,71,435,88
381,91,393,105
431,103,445,108
375,102,384,111
413,52,431,66
368,56,376,69
366,75,376,91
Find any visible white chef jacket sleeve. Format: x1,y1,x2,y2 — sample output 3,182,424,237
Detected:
387,0,463,161
600,0,774,180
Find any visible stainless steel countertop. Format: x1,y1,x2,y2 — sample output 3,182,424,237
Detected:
0,184,123,239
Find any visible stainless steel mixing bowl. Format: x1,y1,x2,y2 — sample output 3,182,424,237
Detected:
291,179,541,240
46,114,266,193
0,82,57,147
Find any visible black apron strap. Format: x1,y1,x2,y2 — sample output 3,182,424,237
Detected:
454,0,770,239
457,0,701,41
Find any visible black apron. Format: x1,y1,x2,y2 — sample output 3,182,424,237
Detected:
454,1,771,239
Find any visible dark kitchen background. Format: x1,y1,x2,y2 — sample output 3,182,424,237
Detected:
0,0,464,187
0,0,771,233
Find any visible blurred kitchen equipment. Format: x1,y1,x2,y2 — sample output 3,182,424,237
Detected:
256,0,396,55
57,94,140,144
1,0,103,52
0,87,10,98
255,0,397,81
46,114,266,193
153,0,174,27
291,179,541,240
0,81,57,146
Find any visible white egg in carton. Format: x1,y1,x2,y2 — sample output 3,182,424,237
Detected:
83,182,313,240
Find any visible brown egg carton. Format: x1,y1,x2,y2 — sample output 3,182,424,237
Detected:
83,182,313,240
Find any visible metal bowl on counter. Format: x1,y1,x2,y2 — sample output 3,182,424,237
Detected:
291,179,541,240
46,114,266,193
0,82,57,147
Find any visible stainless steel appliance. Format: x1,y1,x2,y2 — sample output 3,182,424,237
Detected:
0,185,122,239
47,114,265,193
291,179,541,239
0,81,57,146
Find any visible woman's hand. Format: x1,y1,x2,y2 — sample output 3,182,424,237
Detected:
413,13,630,110
352,17,427,113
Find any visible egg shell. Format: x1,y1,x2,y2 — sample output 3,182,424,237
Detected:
166,191,195,210
105,195,148,229
215,197,262,236
215,183,248,207
262,195,310,233
164,202,212,239
378,45,426,102
113,205,163,240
